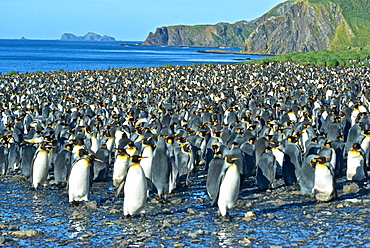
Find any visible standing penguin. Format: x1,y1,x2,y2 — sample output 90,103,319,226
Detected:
112,149,130,187
68,150,99,205
31,142,52,189
313,156,337,202
0,139,9,175
175,143,192,187
347,143,367,181
240,138,256,177
206,152,224,203
299,155,319,195
116,155,148,217
257,148,277,190
140,139,154,181
217,156,240,217
279,140,302,186
20,140,37,178
227,142,247,184
93,144,111,182
151,136,172,201
53,143,73,185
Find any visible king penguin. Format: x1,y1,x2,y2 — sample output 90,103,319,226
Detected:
206,152,224,204
217,156,240,217
68,150,100,205
112,149,130,187
140,138,154,181
347,143,367,181
299,155,319,195
116,155,149,217
20,140,37,178
0,138,9,175
31,142,52,189
53,143,73,185
257,147,277,190
313,156,337,202
151,135,172,201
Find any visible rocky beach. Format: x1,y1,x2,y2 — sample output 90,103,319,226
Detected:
0,62,370,247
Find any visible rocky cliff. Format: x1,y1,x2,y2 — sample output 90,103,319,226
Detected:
242,1,355,54
142,0,370,54
60,32,116,41
141,22,256,47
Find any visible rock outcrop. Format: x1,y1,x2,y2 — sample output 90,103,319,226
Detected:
141,22,256,48
142,0,369,54
60,32,116,41
242,1,354,54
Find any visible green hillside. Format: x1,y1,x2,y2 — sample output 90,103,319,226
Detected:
305,0,370,49
142,0,370,52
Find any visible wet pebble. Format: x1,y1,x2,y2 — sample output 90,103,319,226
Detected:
7,225,19,231
162,219,173,227
187,230,204,238
71,211,84,219
305,214,313,219
343,183,360,194
0,236,6,244
266,213,277,219
186,208,197,214
84,201,98,210
12,230,42,238
109,208,121,214
138,232,151,237
174,243,185,248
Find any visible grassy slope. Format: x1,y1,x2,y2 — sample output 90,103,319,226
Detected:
246,48,370,67
305,0,370,49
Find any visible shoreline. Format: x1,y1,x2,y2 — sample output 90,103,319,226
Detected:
197,49,274,56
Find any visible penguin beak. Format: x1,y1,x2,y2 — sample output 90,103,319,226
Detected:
231,158,239,161
93,157,103,163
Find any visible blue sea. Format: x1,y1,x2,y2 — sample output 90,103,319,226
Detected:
0,39,271,74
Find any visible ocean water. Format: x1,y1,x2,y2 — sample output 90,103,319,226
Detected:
0,39,271,74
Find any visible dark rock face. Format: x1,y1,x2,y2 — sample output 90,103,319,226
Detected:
60,32,116,41
142,22,255,48
242,2,352,54
141,1,358,54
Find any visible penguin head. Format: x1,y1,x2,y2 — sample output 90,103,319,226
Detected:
129,155,146,164
324,140,332,148
310,156,328,168
224,155,238,164
352,143,362,150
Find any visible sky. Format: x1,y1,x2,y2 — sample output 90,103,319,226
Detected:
1,0,286,41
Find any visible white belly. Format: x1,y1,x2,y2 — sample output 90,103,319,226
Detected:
124,165,147,216
32,150,50,188
68,159,91,202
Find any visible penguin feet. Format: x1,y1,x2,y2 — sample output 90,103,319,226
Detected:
221,214,231,221
69,201,81,207
217,211,231,220
140,213,147,220
159,199,169,204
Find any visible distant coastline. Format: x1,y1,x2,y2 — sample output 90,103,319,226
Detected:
60,32,116,41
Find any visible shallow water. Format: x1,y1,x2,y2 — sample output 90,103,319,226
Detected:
1,166,370,247
0,40,270,74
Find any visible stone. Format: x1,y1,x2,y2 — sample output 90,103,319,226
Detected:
343,183,360,194
12,230,42,237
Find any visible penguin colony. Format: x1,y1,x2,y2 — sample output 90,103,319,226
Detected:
0,62,369,217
